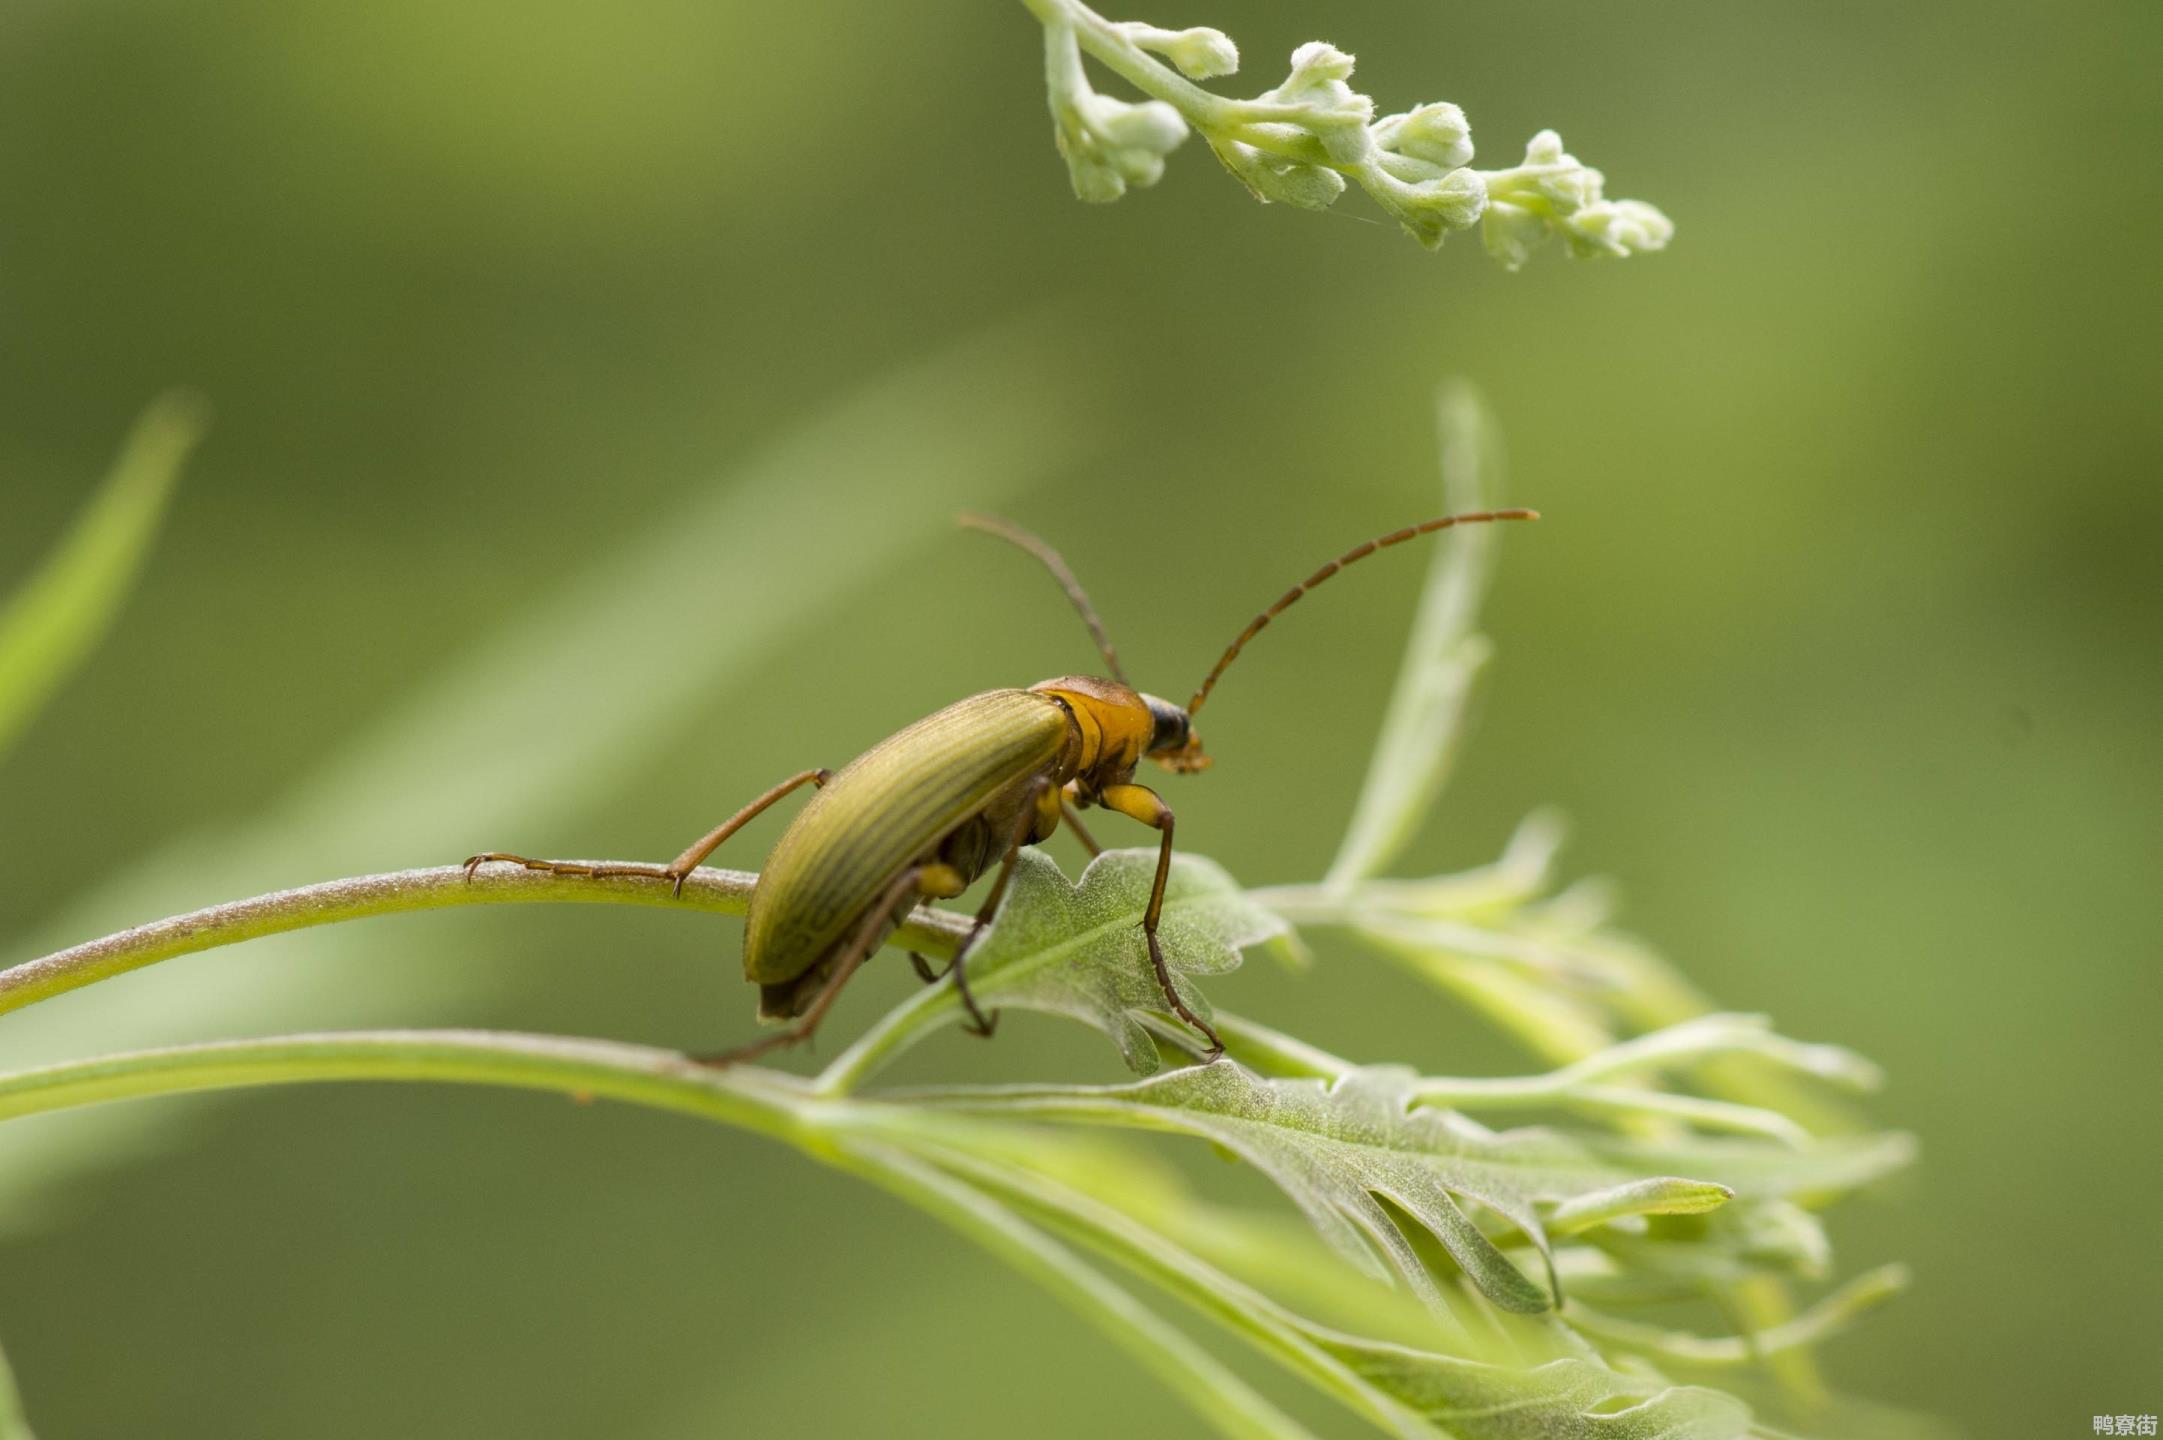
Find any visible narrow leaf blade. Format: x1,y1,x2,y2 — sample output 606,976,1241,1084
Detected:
1325,381,1511,887
0,392,207,759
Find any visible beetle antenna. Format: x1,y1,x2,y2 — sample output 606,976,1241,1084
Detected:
1185,509,1540,717
959,512,1128,684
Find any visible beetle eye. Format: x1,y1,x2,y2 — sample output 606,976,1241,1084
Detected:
1142,694,1190,754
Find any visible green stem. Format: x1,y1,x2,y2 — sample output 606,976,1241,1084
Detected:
0,862,971,1022
0,1028,1312,1440
1019,0,1346,168
917,1143,1444,1437
0,1028,819,1139
844,1143,1322,1440
1562,1265,1910,1366
1020,0,1229,120
813,974,958,1097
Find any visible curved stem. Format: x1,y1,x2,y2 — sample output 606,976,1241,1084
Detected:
0,1027,819,1135
0,863,971,1023
814,974,959,1097
0,1028,1311,1440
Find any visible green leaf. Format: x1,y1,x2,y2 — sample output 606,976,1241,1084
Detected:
1577,1199,1838,1295
0,1331,34,1440
821,847,1284,1088
965,849,1278,1071
1562,1264,1911,1368
1325,382,1510,888
1306,1338,1753,1440
0,392,206,760
916,1061,1731,1315
842,1142,1324,1440
916,1134,1754,1440
1547,1178,1736,1237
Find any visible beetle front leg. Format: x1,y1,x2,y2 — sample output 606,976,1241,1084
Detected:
1097,782,1224,1061
464,767,831,895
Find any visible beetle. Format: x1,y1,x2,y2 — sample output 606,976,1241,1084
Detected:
464,507,1536,1065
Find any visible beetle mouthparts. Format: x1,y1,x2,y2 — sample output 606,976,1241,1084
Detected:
1151,735,1213,774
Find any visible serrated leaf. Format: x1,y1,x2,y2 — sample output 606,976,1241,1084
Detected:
1310,1339,1752,1440
902,1118,1755,1440
0,393,205,760
922,1062,1740,1315
959,848,1284,1074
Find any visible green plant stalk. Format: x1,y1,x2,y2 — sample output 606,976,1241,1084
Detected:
842,1143,1322,1440
1022,0,1411,177
0,1028,1321,1440
0,863,968,1022
1561,1265,1910,1367
913,1141,1446,1437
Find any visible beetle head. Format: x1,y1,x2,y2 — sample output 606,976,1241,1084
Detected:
1142,693,1210,773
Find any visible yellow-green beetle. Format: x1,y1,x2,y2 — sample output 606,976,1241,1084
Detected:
465,508,1535,1064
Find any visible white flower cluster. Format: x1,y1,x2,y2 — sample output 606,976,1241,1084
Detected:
1479,129,1677,270
1043,22,1193,203
1031,2,1671,268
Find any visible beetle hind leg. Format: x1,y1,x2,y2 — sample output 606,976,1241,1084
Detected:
461,853,682,884
697,864,923,1068
464,767,830,896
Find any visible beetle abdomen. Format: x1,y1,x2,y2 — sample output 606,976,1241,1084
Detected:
742,689,1070,987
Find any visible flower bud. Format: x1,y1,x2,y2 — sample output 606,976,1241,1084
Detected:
1265,42,1374,164
1216,139,1348,210
1480,198,1548,271
1384,167,1487,249
1127,24,1239,80
1373,101,1473,170
1563,198,1675,258
1087,94,1188,155
1055,91,1190,203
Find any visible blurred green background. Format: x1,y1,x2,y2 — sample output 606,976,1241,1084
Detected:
3,1,2158,1434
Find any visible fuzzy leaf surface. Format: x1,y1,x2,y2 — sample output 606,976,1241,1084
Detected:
920,1061,1738,1314
1311,1338,1753,1440
958,848,1284,1075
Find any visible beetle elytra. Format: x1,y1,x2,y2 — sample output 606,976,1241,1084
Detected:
464,507,1536,1064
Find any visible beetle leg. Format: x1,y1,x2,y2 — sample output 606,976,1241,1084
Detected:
1059,783,1102,858
905,861,972,987
464,767,831,895
696,864,921,1067
1097,783,1224,1061
945,776,1055,1038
